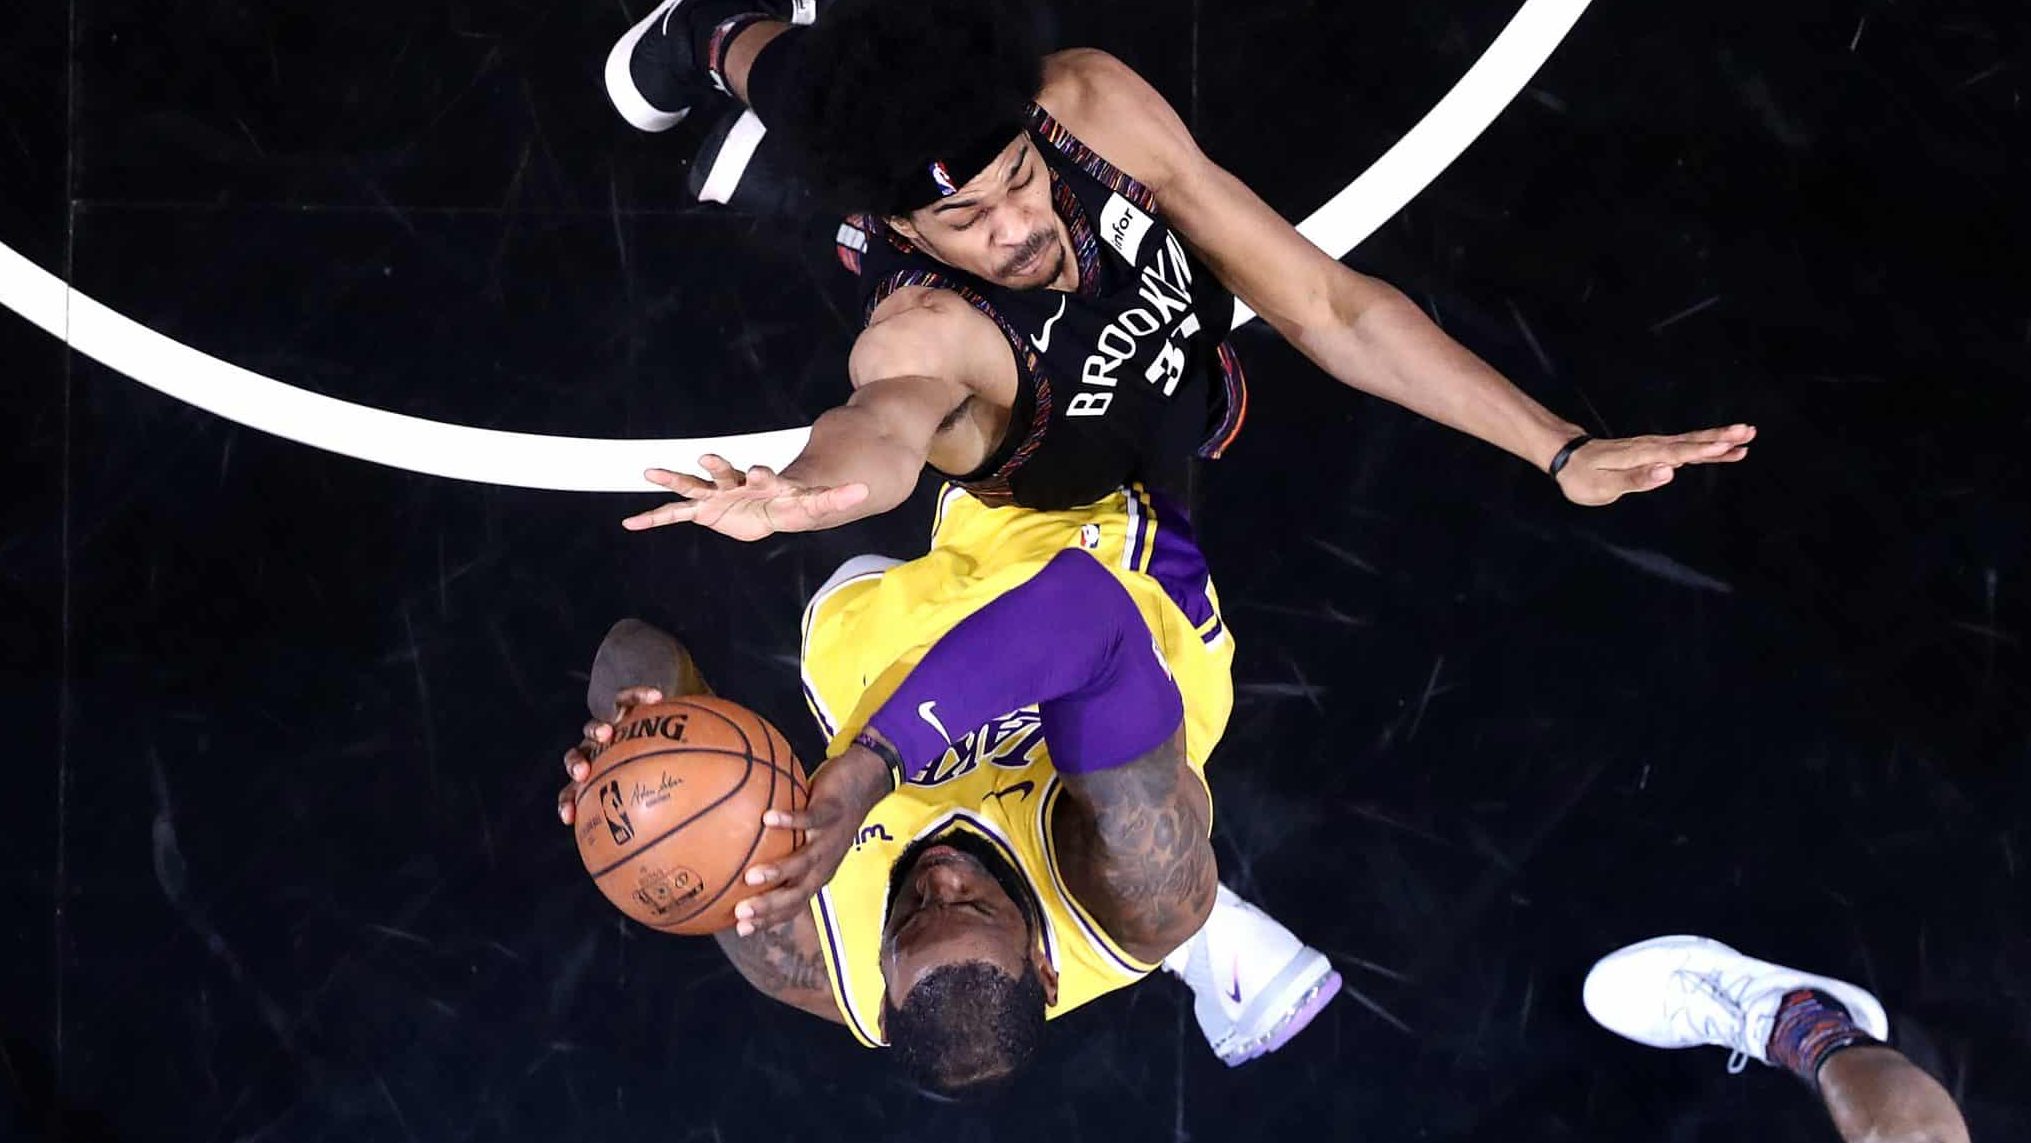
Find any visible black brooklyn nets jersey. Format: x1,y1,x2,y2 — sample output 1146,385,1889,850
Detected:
836,103,1249,509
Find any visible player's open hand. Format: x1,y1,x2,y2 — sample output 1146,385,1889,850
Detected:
555,685,665,826
622,455,871,541
731,743,894,936
1555,424,1756,507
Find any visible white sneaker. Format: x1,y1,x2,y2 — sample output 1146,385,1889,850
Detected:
1161,884,1341,1066
1583,935,1891,1074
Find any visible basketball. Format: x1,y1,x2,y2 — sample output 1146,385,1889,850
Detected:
572,696,807,935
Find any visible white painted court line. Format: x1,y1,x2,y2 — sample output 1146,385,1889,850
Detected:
0,0,1593,492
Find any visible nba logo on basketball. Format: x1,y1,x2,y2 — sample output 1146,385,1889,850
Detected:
599,780,635,845
930,161,957,196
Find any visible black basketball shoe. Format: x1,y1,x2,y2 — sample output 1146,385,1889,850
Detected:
689,106,823,218
604,0,822,133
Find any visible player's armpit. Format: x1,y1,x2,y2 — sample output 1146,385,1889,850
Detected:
710,909,846,1026
1052,727,1217,965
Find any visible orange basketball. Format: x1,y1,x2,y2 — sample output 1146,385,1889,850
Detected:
572,696,807,935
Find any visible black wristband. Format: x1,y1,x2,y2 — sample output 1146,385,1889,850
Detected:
853,731,907,792
1548,434,1593,478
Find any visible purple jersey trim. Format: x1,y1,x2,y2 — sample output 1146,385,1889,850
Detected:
1140,489,1221,636
813,889,883,1046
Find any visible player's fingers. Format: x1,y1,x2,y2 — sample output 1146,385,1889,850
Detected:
1592,439,1703,471
564,746,594,782
642,468,714,496
612,686,665,715
761,807,813,832
755,836,830,894
739,835,826,890
734,885,813,935
1662,438,1744,465
557,783,580,824
1664,423,1756,447
1681,445,1751,466
697,454,745,490
621,501,704,531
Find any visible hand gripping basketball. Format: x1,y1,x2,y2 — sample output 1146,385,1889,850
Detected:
563,690,809,934
557,685,667,824
731,743,894,937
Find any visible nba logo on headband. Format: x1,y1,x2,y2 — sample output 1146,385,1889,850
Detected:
929,161,958,196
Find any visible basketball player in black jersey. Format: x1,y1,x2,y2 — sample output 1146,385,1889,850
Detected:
603,0,1755,537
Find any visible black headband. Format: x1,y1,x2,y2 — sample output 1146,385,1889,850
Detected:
883,112,1031,217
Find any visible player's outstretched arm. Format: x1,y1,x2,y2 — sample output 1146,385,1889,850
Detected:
620,375,947,540
1047,50,1755,506
624,296,1006,539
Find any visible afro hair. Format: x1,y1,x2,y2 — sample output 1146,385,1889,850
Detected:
774,0,1050,216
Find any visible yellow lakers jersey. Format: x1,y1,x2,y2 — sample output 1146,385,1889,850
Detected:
798,483,1234,1047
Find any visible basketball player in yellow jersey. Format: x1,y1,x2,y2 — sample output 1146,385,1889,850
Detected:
559,484,1341,1095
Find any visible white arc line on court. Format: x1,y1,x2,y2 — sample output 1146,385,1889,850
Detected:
0,0,1592,493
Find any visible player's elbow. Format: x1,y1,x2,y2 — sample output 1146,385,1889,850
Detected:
1284,274,1422,381
1119,842,1219,965
1316,268,1407,338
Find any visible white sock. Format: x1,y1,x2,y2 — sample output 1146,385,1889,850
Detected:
1163,884,1309,1021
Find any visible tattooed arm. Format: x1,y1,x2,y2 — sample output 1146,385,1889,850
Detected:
1051,725,1217,965
710,909,846,1025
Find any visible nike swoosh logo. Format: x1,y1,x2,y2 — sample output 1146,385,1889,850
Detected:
1227,955,1244,1004
917,701,951,742
1030,296,1068,353
986,781,1036,803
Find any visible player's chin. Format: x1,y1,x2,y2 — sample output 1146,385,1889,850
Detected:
991,251,1049,289
984,269,1036,290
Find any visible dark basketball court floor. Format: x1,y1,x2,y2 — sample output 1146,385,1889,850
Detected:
2,0,2026,1139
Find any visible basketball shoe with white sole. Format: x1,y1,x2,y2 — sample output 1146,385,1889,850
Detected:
605,0,719,132
604,0,822,133
1161,884,1342,1066
1583,935,1891,1074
